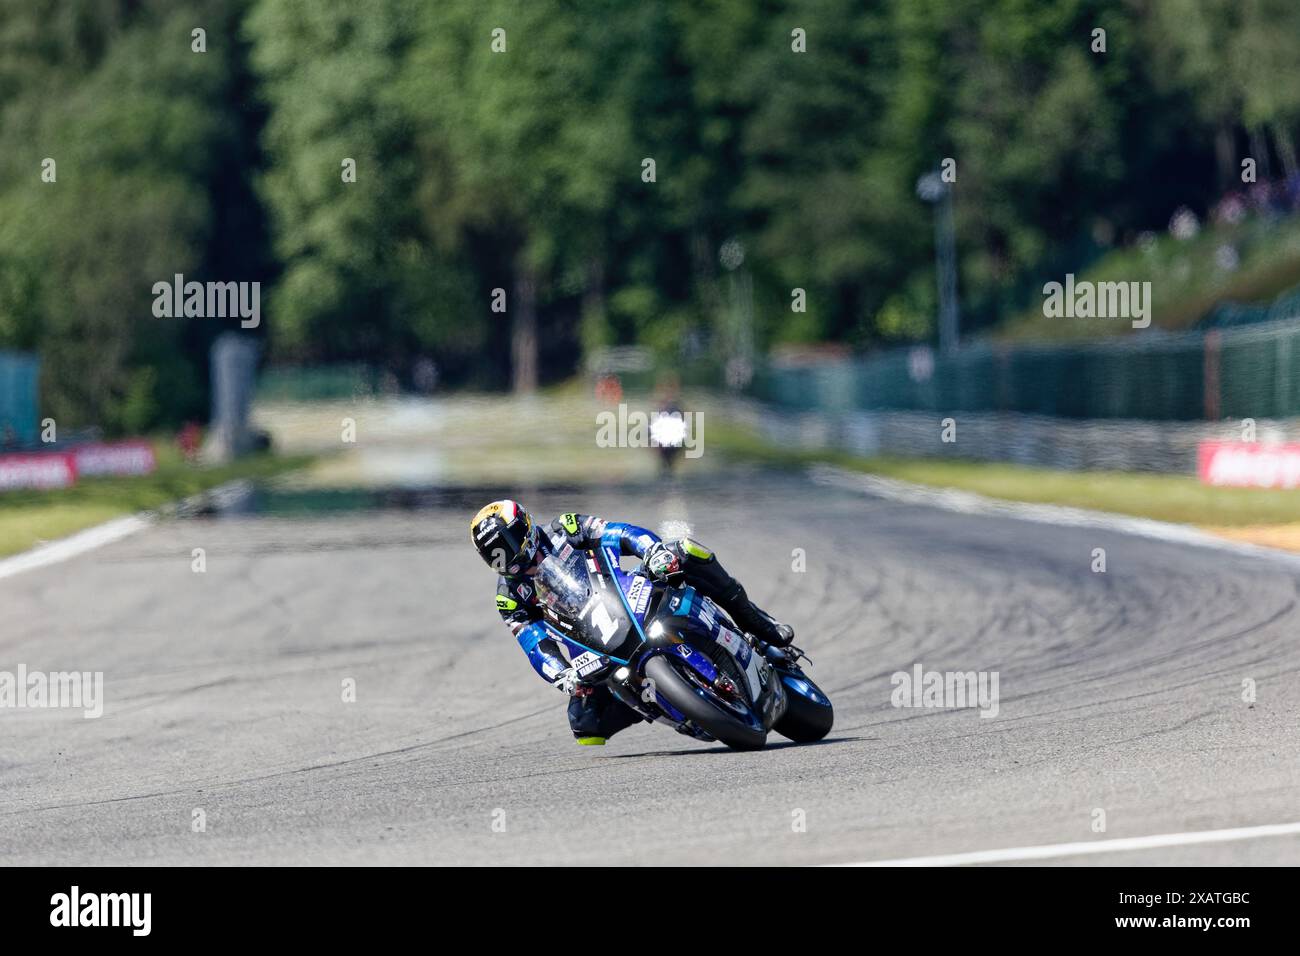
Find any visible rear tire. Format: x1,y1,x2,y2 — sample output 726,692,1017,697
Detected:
644,655,767,751
774,676,834,743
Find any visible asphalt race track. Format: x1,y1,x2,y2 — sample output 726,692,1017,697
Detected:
3,470,1299,865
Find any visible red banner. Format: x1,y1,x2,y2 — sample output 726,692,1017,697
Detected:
1198,441,1300,489
73,440,157,478
0,453,77,491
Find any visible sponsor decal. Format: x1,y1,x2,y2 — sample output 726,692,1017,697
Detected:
697,597,719,632
625,576,652,616
571,651,606,677
0,452,77,492
1198,441,1300,489
716,627,751,666
740,648,765,698
72,440,156,478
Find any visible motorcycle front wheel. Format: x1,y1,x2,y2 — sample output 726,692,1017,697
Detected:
644,654,767,751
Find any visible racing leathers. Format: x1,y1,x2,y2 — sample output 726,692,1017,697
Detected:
494,512,793,743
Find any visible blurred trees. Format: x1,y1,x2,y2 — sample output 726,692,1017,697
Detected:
0,0,267,432
2,0,1300,426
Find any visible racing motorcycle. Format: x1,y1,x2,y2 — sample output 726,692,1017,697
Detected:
533,536,834,750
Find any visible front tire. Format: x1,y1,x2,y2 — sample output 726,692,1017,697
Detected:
644,655,767,751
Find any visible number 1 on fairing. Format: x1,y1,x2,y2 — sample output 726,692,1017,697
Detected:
588,601,619,644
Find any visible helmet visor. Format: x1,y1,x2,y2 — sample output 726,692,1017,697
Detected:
519,524,543,565
481,522,527,572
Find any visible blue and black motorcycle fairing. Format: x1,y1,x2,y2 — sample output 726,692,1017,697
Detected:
530,529,834,751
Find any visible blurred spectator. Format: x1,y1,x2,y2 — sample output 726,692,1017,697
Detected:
1169,206,1200,240
413,357,439,394
178,422,202,462
1215,244,1240,272
1211,193,1247,226
594,373,622,405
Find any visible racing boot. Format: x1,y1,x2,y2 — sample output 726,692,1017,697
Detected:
725,590,795,648
670,538,795,647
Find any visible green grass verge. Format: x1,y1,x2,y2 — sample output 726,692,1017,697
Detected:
998,214,1300,341
710,420,1300,527
0,444,311,559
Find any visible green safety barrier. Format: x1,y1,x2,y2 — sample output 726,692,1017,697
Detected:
751,317,1300,422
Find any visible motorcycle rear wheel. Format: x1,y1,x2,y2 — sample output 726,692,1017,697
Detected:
773,676,834,743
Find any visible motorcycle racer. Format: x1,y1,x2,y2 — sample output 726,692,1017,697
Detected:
469,499,794,745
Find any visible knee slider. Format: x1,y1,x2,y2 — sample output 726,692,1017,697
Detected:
675,538,714,564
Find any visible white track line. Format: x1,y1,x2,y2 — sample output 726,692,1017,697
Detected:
811,464,1300,568
835,821,1300,866
0,479,256,583
817,467,1300,866
0,514,150,582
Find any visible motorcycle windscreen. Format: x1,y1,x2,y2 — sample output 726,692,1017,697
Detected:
534,546,592,619
535,546,639,657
